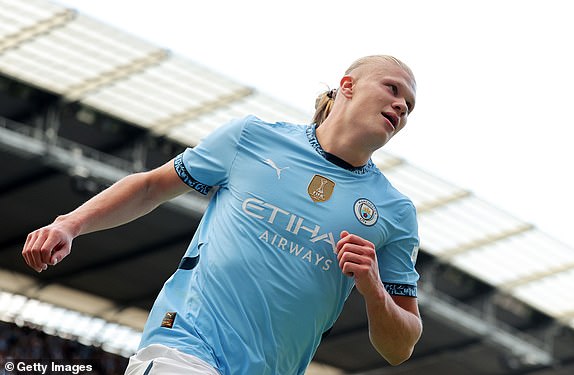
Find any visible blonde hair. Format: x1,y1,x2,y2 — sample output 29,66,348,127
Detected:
312,88,337,126
312,55,415,126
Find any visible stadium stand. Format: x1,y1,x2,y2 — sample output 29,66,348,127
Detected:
0,0,573,374
0,321,128,374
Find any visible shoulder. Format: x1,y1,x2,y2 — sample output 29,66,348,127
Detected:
242,115,307,133
234,115,308,144
374,173,417,220
391,183,416,216
370,178,418,244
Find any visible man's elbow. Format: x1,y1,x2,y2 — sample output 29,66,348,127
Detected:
383,346,415,366
372,333,419,366
371,314,422,366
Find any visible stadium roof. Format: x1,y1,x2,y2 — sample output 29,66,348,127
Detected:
1,0,573,373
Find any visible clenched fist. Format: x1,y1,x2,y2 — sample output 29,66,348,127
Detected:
22,219,74,272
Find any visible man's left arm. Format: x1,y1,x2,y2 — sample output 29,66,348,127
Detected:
364,288,422,365
336,231,422,365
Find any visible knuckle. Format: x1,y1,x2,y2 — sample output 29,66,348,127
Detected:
342,243,354,251
347,234,358,242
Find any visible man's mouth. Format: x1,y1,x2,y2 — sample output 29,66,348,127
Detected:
381,112,398,129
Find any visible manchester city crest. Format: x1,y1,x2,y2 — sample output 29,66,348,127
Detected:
354,198,378,226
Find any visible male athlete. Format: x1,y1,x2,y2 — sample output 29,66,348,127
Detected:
23,55,422,374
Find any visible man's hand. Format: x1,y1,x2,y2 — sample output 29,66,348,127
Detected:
22,219,74,273
336,230,384,298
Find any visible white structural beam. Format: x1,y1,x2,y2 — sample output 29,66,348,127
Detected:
0,118,208,217
418,289,554,366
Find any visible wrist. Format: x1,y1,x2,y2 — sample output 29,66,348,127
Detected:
364,281,389,307
54,214,82,237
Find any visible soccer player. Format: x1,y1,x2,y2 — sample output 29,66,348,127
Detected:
22,55,422,374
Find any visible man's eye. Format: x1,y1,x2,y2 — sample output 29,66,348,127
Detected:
388,84,398,95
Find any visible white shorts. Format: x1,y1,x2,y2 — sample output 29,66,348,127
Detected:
124,344,220,375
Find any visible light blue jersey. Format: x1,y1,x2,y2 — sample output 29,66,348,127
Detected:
139,116,419,374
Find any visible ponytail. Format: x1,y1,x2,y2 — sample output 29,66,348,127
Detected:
312,88,337,126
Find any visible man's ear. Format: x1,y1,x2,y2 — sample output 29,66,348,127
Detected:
339,75,354,98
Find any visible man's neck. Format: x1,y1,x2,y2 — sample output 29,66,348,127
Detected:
315,119,373,167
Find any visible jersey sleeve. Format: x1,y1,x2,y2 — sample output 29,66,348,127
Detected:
174,116,248,194
377,202,420,297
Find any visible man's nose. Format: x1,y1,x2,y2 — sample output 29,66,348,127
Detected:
393,99,408,117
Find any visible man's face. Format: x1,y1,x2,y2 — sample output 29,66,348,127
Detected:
343,63,416,149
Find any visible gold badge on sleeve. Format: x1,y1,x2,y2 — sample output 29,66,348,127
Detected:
161,312,177,328
307,174,335,202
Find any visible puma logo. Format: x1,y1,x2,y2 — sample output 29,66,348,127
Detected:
264,158,289,179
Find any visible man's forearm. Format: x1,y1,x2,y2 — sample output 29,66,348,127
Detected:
58,160,189,237
56,172,161,237
365,284,422,366
23,161,191,272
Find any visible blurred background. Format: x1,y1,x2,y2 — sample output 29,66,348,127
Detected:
0,0,573,374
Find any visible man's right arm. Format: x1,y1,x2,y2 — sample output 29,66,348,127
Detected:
22,159,192,272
